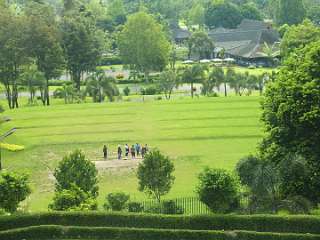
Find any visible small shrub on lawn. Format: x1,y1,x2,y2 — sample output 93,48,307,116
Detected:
104,192,130,211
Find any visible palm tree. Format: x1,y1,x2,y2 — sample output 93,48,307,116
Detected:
86,70,119,102
181,64,206,98
202,67,224,96
259,42,280,67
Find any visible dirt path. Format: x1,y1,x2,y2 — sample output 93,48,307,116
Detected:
93,157,143,170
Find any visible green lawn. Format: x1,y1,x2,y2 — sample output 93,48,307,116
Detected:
1,96,263,211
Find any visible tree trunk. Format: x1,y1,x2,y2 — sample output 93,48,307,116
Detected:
224,82,227,97
45,78,50,106
191,82,194,98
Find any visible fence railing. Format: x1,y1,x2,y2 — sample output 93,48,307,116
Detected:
134,193,250,215
138,197,211,215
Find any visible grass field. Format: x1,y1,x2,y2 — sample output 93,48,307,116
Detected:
1,96,263,212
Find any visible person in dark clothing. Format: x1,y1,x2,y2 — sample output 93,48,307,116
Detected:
135,143,141,157
117,145,122,160
103,145,108,160
125,144,129,158
131,145,136,159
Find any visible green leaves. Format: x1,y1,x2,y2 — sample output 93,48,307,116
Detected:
137,149,175,202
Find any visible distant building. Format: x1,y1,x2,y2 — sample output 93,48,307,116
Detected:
171,19,281,67
171,27,191,44
209,19,280,67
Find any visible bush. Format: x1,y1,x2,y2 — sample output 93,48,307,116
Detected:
2,212,320,234
1,225,320,240
162,200,184,215
49,185,97,211
123,86,130,96
140,86,159,95
280,196,313,215
104,192,130,211
197,168,239,213
0,171,31,213
137,150,175,202
128,202,144,213
54,150,99,198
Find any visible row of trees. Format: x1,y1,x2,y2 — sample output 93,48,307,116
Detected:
158,65,274,99
0,1,105,108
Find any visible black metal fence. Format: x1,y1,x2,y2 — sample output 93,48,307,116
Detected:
139,197,211,215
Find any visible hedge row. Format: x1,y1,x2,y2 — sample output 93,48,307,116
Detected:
1,212,320,234
0,225,319,240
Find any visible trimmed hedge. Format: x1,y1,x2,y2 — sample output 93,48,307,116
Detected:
0,225,320,240
1,212,320,234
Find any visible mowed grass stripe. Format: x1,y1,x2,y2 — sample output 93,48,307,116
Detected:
3,96,264,211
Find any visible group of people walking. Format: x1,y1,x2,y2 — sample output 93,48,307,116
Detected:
103,143,149,160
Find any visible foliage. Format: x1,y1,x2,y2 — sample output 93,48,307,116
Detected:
307,5,320,25
202,67,223,96
280,20,320,58
140,86,159,95
123,86,130,96
128,202,144,213
236,155,281,213
2,212,320,234
0,8,29,109
25,1,64,106
86,70,119,102
0,171,31,213
54,149,99,198
118,11,171,80
181,64,206,98
137,149,175,202
49,184,97,211
240,2,263,21
53,84,78,104
61,15,104,91
204,1,243,29
261,40,320,203
161,200,184,215
104,192,130,211
276,0,306,25
197,168,239,213
188,31,214,60
158,70,178,99
3,225,320,240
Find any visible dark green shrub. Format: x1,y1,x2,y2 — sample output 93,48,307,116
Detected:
197,168,239,213
0,171,31,213
128,202,144,213
2,213,320,234
162,200,184,215
49,184,97,211
104,192,130,211
140,86,159,95
1,225,320,240
123,86,130,96
54,150,98,197
280,196,313,214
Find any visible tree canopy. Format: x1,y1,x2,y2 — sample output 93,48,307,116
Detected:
118,11,171,79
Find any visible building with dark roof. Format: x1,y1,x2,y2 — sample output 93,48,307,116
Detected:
209,19,280,66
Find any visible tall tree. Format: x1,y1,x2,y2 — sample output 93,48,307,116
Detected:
61,15,104,91
0,8,29,109
280,20,320,58
276,0,306,25
205,0,243,29
118,11,171,81
181,64,206,98
25,1,65,106
261,40,320,203
188,31,214,61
